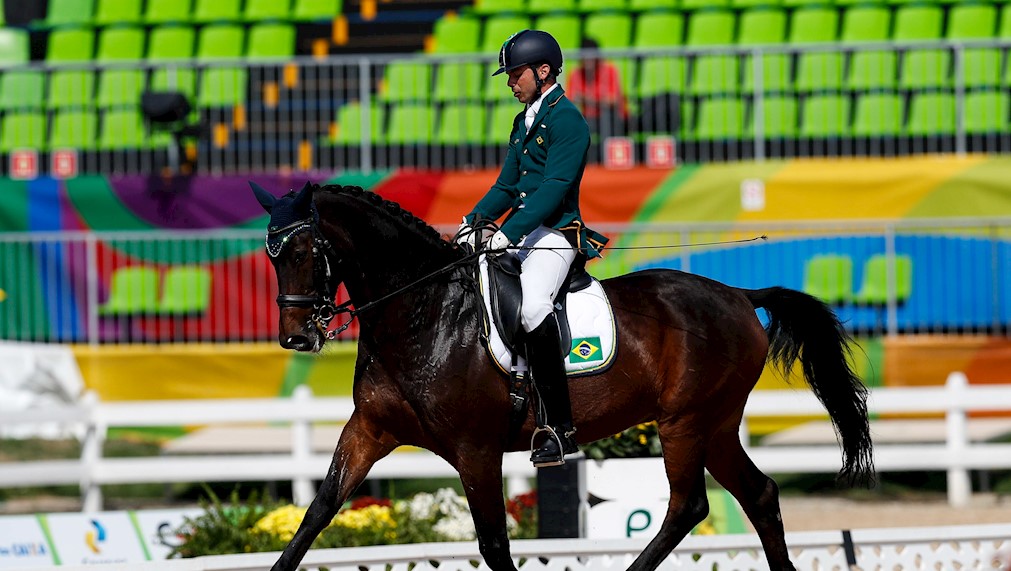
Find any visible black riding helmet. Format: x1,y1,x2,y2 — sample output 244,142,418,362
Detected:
493,29,563,78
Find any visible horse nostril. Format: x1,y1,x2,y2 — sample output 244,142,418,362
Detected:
282,335,311,351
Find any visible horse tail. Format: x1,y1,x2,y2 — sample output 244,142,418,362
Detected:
745,286,875,487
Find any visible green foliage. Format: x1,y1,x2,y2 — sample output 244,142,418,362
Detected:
580,422,662,460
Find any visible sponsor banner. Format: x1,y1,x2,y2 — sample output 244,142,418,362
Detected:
131,508,202,561
587,500,668,539
45,512,146,566
0,516,54,569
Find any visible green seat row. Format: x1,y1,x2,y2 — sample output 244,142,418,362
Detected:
327,100,521,145
472,0,1010,16
0,109,174,152
40,0,340,28
803,254,913,306
98,265,212,317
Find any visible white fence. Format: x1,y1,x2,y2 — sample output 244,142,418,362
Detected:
2,372,1010,511
20,526,1011,571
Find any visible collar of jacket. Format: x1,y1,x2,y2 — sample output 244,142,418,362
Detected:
524,85,565,142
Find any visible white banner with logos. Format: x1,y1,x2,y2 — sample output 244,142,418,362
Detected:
0,516,54,569
131,509,202,562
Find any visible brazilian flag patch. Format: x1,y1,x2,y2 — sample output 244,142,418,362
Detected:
569,337,602,363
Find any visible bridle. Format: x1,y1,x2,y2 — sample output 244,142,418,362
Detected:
265,214,349,339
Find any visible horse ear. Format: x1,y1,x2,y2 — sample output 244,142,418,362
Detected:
249,181,276,213
292,180,314,214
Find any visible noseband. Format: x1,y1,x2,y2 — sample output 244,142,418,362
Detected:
265,216,347,337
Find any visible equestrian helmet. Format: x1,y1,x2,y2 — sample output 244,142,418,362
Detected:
493,29,563,77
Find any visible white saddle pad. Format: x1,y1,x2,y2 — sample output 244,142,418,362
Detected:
478,255,617,378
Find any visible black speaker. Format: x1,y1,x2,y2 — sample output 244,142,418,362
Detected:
141,91,192,123
536,459,584,538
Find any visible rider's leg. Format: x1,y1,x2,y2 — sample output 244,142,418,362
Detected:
517,226,576,467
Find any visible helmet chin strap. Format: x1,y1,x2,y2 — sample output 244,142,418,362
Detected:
530,64,546,96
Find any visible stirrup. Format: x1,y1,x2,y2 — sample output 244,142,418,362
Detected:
530,426,577,468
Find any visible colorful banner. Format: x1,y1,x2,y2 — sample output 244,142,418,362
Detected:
0,516,53,569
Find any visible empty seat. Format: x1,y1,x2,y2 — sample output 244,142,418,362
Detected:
197,68,247,107
790,7,838,43
98,266,160,316
0,112,46,152
434,63,483,102
473,0,525,15
0,29,29,65
482,15,531,51
244,0,292,21
95,0,143,25
949,5,999,88
292,0,341,21
534,14,581,49
193,0,242,23
99,109,164,149
50,110,98,149
852,254,912,305
197,25,245,59
0,72,45,111
435,103,488,144
690,97,746,140
584,12,633,48
899,49,950,89
95,28,147,108
144,0,193,24
638,56,686,98
47,28,94,63
433,16,481,53
841,5,891,42
755,95,798,138
793,7,846,92
488,101,520,142
686,11,737,96
803,255,854,305
800,94,850,138
579,0,627,11
48,71,95,109
740,9,790,93
634,11,684,47
686,11,735,46
629,0,677,9
386,104,436,144
906,92,955,136
329,102,385,144
732,0,781,7
848,51,897,90
44,0,95,28
247,24,295,59
682,0,728,8
528,0,577,13
965,91,1009,135
852,93,903,137
149,27,198,96
378,60,433,103
157,266,212,315
893,5,942,41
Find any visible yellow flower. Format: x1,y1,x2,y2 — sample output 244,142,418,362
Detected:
253,505,308,542
332,505,396,531
638,434,647,445
695,520,717,535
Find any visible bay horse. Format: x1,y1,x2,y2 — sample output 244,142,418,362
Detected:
251,181,873,571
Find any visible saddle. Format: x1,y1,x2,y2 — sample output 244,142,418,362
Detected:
485,252,593,358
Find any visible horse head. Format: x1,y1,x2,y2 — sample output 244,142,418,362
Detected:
252,180,341,352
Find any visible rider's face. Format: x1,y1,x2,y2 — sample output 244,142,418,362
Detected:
507,64,550,104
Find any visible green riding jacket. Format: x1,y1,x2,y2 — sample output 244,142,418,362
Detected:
465,86,609,258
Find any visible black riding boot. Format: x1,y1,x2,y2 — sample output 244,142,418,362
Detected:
526,316,578,467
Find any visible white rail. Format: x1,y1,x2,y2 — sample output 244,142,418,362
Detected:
2,373,1010,510
16,525,1011,571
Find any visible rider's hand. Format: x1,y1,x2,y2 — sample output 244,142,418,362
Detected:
455,217,476,249
487,230,511,255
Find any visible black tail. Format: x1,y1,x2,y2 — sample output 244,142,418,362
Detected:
746,286,875,487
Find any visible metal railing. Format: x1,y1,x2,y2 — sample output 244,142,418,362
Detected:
1,39,1009,176
0,218,1008,344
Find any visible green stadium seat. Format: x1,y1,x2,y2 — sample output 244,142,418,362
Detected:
781,0,827,6
686,11,735,46
634,12,684,47
244,0,292,21
95,28,146,108
584,13,633,48
800,94,850,138
637,56,686,97
841,5,891,42
852,92,903,137
329,102,385,144
961,49,1000,88
0,72,45,111
47,28,94,63
97,27,145,61
434,62,483,101
247,24,296,59
906,92,954,136
95,0,143,25
803,255,853,305
473,0,525,15
157,266,212,315
795,53,844,91
1001,5,1011,38
0,29,29,64
899,49,950,89
789,7,839,43
682,0,728,8
43,0,95,28
48,71,95,109
580,0,628,12
689,97,746,140
435,103,488,144
144,0,193,24
99,109,169,149
965,91,1009,135
629,0,678,10
197,25,245,59
149,27,198,97
739,9,789,93
433,16,481,53
689,55,739,95
755,95,798,138
98,266,160,316
193,0,242,23
292,0,341,21
386,103,436,144
847,51,897,90
378,60,432,102
488,101,520,142
483,63,514,100
50,110,98,150
0,112,46,152
733,0,782,7
893,5,942,40
528,0,577,13
948,4,996,39
197,68,247,107
482,15,531,51
534,14,581,49
852,254,912,306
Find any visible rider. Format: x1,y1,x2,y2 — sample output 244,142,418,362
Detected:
457,29,608,468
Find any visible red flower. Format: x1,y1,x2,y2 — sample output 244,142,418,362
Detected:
506,491,537,521
349,497,392,511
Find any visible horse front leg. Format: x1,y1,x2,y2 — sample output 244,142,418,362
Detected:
456,451,518,571
271,412,397,571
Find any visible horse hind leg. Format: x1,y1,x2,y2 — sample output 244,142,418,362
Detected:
627,421,710,571
271,413,397,571
706,428,797,571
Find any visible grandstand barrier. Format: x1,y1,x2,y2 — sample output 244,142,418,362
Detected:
2,39,1011,176
2,373,1010,511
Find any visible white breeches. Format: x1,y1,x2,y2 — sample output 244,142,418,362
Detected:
516,225,576,332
